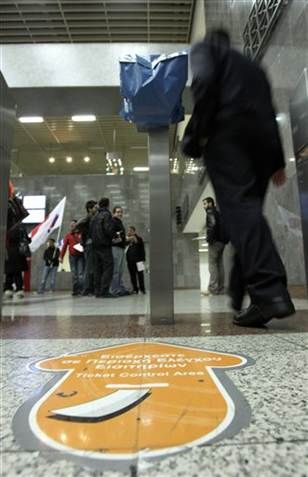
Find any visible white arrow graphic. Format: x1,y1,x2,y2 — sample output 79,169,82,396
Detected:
50,388,150,420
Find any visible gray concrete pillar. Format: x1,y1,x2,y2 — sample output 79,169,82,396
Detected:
148,127,174,324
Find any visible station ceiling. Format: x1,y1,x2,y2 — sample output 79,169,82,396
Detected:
4,1,193,176
0,0,195,44
12,115,177,175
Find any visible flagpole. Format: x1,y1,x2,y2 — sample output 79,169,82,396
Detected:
54,196,66,247
52,197,66,265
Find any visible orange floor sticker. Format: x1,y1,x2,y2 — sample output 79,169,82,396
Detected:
13,342,254,470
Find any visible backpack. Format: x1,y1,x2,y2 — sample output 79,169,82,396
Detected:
90,209,115,248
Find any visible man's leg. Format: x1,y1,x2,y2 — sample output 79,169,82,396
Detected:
110,247,121,295
229,251,245,311
4,273,14,298
87,245,95,295
4,273,14,291
118,249,129,293
69,255,79,295
208,243,220,294
49,266,58,291
93,249,103,296
38,266,49,293
15,272,23,292
77,256,85,294
100,248,114,295
82,245,90,294
127,260,138,292
137,270,145,293
205,139,293,325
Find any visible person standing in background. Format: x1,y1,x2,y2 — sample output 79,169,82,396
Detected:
90,197,115,298
110,206,130,296
59,220,85,296
203,197,227,295
126,226,146,294
76,200,97,296
38,238,60,294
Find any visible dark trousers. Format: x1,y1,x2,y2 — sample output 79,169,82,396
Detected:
205,136,288,305
4,272,23,291
127,260,145,293
93,247,114,296
82,244,95,295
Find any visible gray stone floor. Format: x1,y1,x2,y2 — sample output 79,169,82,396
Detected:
1,292,308,476
2,290,308,317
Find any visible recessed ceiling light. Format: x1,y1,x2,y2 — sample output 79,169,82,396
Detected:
18,116,44,123
289,157,295,162
71,115,96,122
48,157,55,164
133,167,149,172
66,156,73,163
83,156,90,163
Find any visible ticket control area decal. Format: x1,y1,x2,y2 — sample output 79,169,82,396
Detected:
13,342,254,471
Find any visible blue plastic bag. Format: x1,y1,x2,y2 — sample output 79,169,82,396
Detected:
119,52,188,129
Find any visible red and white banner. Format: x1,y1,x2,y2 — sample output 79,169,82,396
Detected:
29,197,66,252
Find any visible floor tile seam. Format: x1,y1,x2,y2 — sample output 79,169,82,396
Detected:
273,334,308,350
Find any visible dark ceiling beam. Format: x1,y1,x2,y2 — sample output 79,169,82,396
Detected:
10,86,193,117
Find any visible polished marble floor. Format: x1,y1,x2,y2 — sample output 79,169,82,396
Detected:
1,290,308,476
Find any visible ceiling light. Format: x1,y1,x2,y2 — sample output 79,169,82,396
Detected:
289,157,295,162
133,167,149,172
18,116,44,123
66,156,73,163
83,156,90,163
71,115,96,122
48,157,55,164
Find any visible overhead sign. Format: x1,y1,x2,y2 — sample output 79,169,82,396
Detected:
13,342,254,471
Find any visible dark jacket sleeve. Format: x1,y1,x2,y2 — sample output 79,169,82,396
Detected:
182,41,219,158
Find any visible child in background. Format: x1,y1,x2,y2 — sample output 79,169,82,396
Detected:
38,238,60,294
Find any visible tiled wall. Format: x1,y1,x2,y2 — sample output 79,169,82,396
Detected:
203,0,308,285
13,174,200,290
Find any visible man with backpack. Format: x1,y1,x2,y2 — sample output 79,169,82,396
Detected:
89,197,116,298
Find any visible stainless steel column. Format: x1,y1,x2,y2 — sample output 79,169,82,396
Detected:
0,73,15,318
148,127,174,324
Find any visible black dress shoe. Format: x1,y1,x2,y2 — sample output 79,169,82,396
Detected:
234,298,295,327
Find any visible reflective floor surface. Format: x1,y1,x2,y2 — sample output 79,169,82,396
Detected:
1,290,308,476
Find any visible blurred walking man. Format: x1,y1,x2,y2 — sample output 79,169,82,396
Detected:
182,29,295,327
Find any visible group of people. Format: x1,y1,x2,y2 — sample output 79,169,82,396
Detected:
38,198,146,298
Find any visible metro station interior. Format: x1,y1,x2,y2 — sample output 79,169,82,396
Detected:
0,1,308,476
